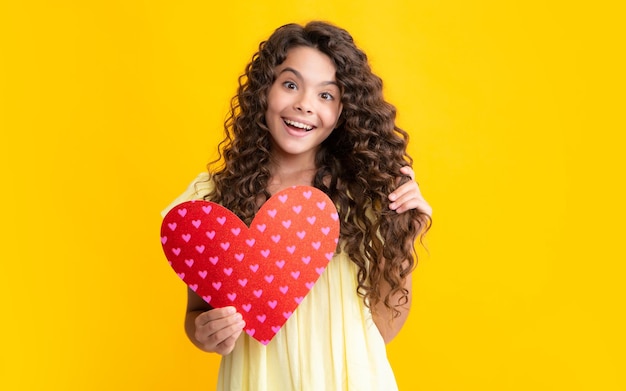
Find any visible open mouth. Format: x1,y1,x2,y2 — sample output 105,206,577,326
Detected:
283,119,315,132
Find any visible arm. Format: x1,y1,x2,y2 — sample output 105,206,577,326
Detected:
185,288,246,355
372,266,413,343
372,166,431,343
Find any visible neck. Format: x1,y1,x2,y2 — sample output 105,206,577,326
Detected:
268,152,317,194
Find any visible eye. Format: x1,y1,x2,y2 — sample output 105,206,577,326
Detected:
320,92,334,101
283,81,297,90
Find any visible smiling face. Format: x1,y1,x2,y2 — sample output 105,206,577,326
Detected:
264,46,343,164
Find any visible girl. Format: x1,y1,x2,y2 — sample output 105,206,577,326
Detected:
164,21,432,390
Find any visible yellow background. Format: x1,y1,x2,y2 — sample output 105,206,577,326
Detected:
1,0,624,390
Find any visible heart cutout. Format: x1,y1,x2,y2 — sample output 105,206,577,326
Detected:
160,186,340,345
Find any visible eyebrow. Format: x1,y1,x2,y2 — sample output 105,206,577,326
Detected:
279,67,339,88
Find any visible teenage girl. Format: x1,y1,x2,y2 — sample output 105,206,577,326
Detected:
164,21,432,391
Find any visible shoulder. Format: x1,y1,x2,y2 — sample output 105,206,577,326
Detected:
160,172,214,217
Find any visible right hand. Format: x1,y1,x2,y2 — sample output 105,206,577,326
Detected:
194,306,246,355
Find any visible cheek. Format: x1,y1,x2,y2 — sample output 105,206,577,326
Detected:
326,105,342,127
265,85,281,111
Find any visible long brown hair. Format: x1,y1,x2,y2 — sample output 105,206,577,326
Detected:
207,21,431,319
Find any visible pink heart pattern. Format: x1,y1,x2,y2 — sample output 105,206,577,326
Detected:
161,186,340,345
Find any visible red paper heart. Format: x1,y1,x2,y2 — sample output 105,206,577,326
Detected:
160,186,340,345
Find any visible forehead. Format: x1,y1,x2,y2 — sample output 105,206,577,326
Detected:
276,46,338,82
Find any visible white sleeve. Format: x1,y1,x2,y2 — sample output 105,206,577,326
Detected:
160,172,212,217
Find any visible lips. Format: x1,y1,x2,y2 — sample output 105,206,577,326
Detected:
283,118,316,132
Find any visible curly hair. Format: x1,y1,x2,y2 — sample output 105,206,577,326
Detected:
206,21,431,319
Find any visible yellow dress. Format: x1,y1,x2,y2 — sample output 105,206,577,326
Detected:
163,173,399,391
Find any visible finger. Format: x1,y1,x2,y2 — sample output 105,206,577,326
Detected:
214,328,245,355
389,181,420,203
196,306,237,326
198,312,243,337
391,195,423,213
394,198,432,215
204,318,246,350
389,184,431,214
400,166,415,180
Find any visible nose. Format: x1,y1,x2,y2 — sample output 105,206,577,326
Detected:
294,92,314,114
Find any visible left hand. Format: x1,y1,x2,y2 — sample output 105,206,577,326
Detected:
388,166,432,216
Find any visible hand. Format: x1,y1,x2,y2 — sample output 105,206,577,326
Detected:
193,306,245,355
388,166,432,216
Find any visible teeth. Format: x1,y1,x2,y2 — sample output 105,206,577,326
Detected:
284,119,314,131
